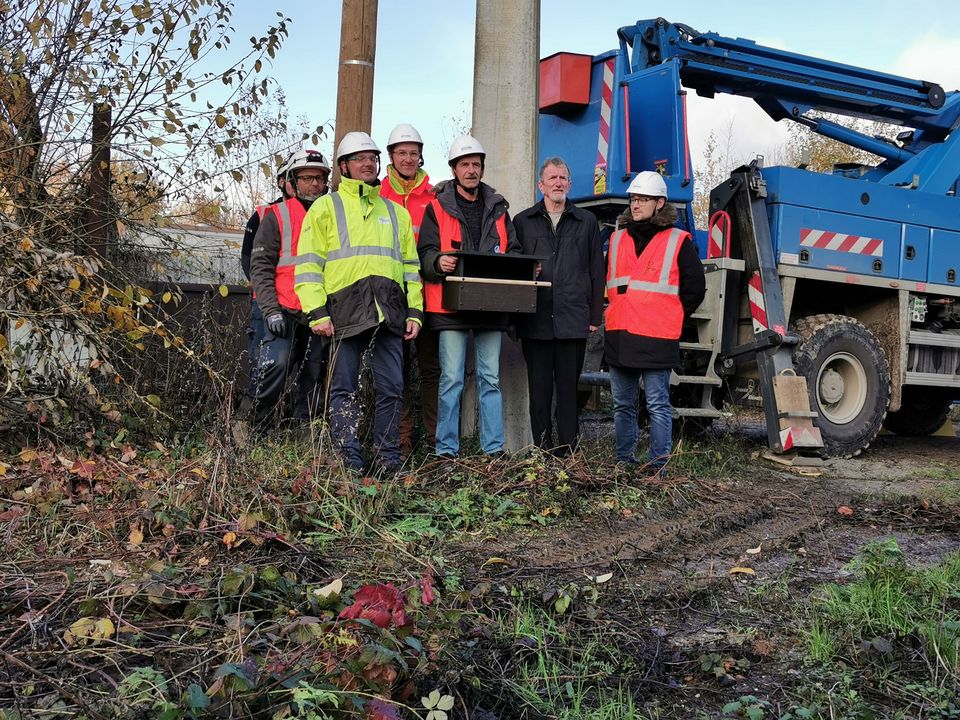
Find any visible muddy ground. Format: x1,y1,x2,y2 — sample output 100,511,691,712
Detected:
450,422,960,718
1,421,957,719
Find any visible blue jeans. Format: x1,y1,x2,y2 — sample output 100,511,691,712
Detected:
436,330,504,455
328,326,403,470
609,366,672,468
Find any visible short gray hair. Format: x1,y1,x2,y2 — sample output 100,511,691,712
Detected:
539,156,570,180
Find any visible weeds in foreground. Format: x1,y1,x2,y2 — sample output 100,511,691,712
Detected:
799,537,960,715
501,613,640,718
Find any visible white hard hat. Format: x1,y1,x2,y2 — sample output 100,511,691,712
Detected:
336,131,381,162
626,171,668,197
386,123,423,150
281,149,330,178
447,134,486,166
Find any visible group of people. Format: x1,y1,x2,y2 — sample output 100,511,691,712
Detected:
235,124,705,477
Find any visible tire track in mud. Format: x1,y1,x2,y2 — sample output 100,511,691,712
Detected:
476,483,834,575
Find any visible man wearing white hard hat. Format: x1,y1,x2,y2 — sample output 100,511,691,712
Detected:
418,134,521,459
237,149,331,435
380,124,439,457
605,170,705,476
295,131,424,474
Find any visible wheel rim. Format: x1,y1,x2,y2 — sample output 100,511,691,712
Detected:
816,351,867,425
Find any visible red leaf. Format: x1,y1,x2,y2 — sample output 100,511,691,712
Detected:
0,506,26,523
421,573,435,606
339,583,409,628
69,458,97,479
367,698,399,719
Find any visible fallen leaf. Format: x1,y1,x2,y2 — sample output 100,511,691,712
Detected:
18,449,39,462
69,458,96,478
64,616,115,645
746,544,762,555
313,578,343,600
729,566,756,576
836,505,854,517
481,557,510,568
237,512,260,532
590,572,614,584
0,506,25,523
222,531,237,549
128,524,144,546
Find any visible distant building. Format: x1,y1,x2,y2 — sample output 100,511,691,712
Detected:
119,222,246,287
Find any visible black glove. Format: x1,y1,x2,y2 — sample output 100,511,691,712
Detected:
266,313,286,336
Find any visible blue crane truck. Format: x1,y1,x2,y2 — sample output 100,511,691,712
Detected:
539,17,960,457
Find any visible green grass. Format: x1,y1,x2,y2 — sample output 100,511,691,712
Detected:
491,603,645,719
807,537,960,675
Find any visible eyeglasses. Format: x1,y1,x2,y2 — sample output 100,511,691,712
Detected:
348,153,379,164
296,174,327,184
629,195,658,204
392,150,421,160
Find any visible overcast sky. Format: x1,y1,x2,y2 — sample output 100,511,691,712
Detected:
230,1,960,185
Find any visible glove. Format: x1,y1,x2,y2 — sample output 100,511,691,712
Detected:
266,313,285,336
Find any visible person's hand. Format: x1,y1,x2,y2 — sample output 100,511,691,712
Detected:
437,254,458,273
404,320,420,340
311,319,334,337
266,313,285,336
589,325,599,332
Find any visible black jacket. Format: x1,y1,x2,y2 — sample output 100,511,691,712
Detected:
604,203,706,370
418,180,521,332
513,200,604,340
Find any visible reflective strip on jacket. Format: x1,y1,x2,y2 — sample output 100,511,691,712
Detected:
294,177,424,337
265,198,307,311
605,226,687,340
380,168,433,239
423,196,508,315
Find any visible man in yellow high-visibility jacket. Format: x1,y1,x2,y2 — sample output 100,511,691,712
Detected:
295,131,423,473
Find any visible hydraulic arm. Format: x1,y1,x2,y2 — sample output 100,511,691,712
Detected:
618,18,960,194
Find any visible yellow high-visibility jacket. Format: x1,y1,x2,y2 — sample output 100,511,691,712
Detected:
294,177,424,338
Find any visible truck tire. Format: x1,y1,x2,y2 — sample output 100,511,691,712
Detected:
882,387,953,436
792,314,890,458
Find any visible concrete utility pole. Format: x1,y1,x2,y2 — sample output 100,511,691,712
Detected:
470,0,541,451
333,0,378,188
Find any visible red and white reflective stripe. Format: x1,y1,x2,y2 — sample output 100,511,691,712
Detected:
596,58,615,167
779,425,823,450
800,228,883,257
707,210,731,259
748,271,768,333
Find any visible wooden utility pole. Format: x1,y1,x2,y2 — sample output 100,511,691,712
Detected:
87,102,113,263
333,0,378,188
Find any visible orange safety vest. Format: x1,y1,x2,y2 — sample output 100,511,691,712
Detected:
423,198,508,314
380,175,433,239
265,198,307,311
605,226,687,339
